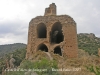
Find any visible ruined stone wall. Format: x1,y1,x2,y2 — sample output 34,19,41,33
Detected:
44,3,56,16
26,15,78,59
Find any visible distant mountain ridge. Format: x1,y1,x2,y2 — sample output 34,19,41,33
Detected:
78,33,100,55
0,43,26,56
78,33,100,39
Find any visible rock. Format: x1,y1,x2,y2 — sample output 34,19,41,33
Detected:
45,52,53,60
9,54,16,68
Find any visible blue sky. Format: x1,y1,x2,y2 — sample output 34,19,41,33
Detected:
0,0,100,45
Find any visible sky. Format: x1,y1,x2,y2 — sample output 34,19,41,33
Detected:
0,0,100,45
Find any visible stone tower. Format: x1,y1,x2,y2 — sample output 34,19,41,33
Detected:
44,3,56,16
26,3,78,59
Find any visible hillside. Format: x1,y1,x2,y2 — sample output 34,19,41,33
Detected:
0,33,100,75
0,43,26,56
13,50,99,75
78,33,100,55
0,48,26,74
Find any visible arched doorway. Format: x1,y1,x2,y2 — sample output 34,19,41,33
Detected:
54,46,62,56
37,23,47,38
50,22,64,44
37,43,48,52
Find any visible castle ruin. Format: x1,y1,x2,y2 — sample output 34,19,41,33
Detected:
26,3,78,59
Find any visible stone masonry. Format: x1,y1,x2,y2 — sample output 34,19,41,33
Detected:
26,3,78,59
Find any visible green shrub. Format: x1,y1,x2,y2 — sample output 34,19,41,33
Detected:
5,71,24,75
20,58,60,75
87,65,100,75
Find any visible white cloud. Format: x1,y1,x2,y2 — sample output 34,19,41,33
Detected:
0,33,27,45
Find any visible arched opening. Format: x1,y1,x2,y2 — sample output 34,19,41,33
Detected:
50,22,64,44
37,23,47,38
54,46,62,56
37,44,48,52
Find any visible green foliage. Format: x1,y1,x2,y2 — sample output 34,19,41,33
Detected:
1,33,100,74
32,58,59,75
78,34,100,55
0,43,26,56
13,48,26,66
0,48,26,74
33,58,58,69
5,48,26,67
87,66,100,75
19,60,34,69
0,59,5,74
5,71,25,75
4,58,60,75
20,58,60,75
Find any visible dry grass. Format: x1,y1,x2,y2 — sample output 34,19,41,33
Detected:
29,49,100,75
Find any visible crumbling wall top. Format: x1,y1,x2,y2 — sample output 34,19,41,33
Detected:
44,3,56,16
30,15,76,26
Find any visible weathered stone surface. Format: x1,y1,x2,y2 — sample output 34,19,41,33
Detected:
44,3,56,16
45,52,53,60
2,67,5,75
9,54,15,68
26,3,78,59
5,58,9,69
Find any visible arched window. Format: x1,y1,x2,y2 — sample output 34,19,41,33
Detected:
37,43,48,52
54,46,62,56
37,23,47,38
50,22,64,43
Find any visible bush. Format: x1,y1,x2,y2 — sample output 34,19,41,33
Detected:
20,58,60,75
87,65,100,75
